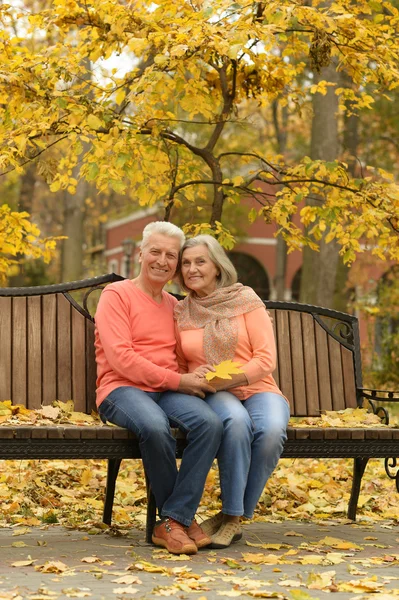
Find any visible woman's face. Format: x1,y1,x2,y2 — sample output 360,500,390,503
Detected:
181,245,220,297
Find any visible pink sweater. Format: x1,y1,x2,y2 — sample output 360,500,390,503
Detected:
175,306,283,401
95,280,181,407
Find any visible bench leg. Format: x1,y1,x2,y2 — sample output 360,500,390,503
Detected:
103,458,122,526
348,457,369,521
145,472,157,544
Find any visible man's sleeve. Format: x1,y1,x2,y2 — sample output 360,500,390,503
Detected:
95,288,181,390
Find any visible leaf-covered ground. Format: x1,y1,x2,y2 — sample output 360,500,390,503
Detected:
0,455,398,531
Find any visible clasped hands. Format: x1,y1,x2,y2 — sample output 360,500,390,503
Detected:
178,364,225,398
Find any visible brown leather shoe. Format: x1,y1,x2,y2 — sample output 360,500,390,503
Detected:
152,518,197,555
187,519,212,549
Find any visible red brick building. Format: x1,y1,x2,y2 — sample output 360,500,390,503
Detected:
103,204,303,301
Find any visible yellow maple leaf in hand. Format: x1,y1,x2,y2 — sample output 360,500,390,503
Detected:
206,360,243,381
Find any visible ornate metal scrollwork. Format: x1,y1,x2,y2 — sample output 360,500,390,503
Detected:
367,400,390,425
83,284,107,317
332,320,354,345
313,314,355,350
385,457,399,492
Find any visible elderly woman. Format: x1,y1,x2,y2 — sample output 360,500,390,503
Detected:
174,235,290,549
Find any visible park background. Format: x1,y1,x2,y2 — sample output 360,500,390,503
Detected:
0,0,398,531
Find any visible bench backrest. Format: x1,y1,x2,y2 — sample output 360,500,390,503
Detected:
266,302,362,416
0,276,362,417
0,274,123,414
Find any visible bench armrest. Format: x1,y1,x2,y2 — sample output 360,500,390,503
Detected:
358,388,399,425
358,388,399,401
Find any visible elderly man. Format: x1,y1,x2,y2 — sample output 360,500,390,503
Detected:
95,221,221,555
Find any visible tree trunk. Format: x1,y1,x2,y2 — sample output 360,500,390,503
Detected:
18,163,36,213
333,72,359,311
60,56,91,282
300,62,339,308
60,178,87,282
272,99,289,300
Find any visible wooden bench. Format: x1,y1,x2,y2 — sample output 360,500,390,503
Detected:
0,275,398,543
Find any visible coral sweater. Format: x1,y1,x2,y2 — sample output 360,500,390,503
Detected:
175,306,284,401
95,280,181,407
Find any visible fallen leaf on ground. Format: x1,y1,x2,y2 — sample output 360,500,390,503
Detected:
112,575,143,585
35,560,68,573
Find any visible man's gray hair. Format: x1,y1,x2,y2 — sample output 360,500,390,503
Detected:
180,234,238,291
141,221,185,249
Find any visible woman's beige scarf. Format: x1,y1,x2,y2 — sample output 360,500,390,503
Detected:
174,283,265,365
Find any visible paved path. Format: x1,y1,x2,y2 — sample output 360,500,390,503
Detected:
0,520,398,599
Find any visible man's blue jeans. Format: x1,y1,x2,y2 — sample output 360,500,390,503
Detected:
204,391,290,519
98,386,223,527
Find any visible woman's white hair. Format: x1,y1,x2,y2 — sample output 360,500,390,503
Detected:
141,221,185,249
179,234,237,291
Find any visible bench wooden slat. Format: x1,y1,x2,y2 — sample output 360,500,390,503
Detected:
12,297,27,404
57,293,72,400
0,297,12,400
276,311,294,412
315,322,333,412
28,296,42,409
31,428,48,439
301,313,320,417
328,334,346,411
337,429,352,439
0,429,13,439
289,311,307,416
268,309,279,387
42,294,57,406
72,308,86,412
48,428,64,439
341,346,357,409
85,320,97,414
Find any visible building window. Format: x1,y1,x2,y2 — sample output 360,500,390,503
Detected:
228,252,270,300
291,268,301,302
108,259,120,275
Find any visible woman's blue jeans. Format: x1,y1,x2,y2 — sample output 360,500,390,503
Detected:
204,391,290,519
98,386,223,527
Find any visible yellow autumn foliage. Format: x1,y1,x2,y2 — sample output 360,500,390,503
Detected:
0,1,398,260
0,204,60,285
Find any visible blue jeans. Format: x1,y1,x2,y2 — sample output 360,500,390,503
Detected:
98,386,223,526
204,391,290,519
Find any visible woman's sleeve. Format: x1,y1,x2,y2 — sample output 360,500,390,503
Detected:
241,307,277,384
174,322,189,374
95,288,181,390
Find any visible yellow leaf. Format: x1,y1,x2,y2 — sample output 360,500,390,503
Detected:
81,556,101,563
206,360,243,381
115,89,126,105
80,469,92,486
231,175,244,187
87,114,103,130
12,559,36,567
319,536,363,550
35,560,68,573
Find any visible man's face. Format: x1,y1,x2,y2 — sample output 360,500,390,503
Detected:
138,233,180,287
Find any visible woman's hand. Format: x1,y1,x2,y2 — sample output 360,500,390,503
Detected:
193,364,216,378
208,373,249,392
